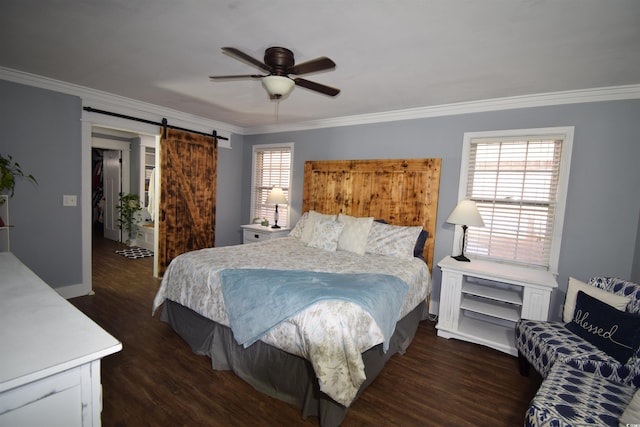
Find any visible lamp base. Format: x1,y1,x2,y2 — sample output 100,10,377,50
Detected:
271,224,281,229
452,254,471,262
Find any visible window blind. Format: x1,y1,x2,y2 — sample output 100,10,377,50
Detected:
464,137,563,268
252,146,292,227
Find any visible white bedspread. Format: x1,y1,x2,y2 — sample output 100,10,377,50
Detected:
152,237,430,406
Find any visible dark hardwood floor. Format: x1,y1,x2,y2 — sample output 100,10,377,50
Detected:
70,235,542,426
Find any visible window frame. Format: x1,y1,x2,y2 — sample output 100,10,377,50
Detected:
454,127,574,273
250,143,294,227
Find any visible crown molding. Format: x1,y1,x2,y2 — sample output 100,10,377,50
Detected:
0,67,243,147
243,84,640,135
3,66,639,138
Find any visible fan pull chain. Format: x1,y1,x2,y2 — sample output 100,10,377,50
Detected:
274,99,280,122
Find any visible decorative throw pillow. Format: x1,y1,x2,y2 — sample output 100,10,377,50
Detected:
566,291,640,364
337,213,374,255
307,219,345,252
366,221,423,259
414,229,428,261
300,210,337,244
288,212,308,240
619,388,640,426
562,276,630,323
376,219,428,260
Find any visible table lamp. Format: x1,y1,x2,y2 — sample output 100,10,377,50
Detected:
266,187,287,229
446,199,485,262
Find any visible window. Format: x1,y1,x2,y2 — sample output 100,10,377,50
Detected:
456,127,573,272
251,143,293,227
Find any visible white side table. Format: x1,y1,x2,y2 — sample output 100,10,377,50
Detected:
436,256,557,356
241,224,290,244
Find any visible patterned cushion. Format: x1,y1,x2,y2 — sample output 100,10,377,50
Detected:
307,219,345,252
516,319,640,387
300,211,337,244
565,291,640,364
516,277,640,388
525,363,635,427
288,211,308,240
563,276,630,323
588,277,640,314
366,221,423,260
336,213,373,255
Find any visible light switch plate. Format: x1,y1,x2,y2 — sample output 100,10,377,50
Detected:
63,195,77,206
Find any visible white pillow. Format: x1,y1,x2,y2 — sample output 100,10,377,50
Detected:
300,210,337,244
365,221,423,260
619,388,640,427
289,212,308,240
307,219,345,252
337,214,374,255
562,276,630,323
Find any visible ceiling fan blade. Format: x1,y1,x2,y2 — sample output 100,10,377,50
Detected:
294,78,340,96
209,74,264,80
292,57,336,75
221,47,271,72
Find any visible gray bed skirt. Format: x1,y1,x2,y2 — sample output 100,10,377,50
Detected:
161,300,427,426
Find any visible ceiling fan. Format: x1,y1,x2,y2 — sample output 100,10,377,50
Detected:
209,47,340,100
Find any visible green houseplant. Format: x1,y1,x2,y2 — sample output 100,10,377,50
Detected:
0,154,37,228
0,153,37,201
116,192,142,245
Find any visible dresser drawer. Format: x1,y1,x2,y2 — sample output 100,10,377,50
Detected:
243,229,267,243
241,225,290,244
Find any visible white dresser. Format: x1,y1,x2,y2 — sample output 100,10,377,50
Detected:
241,224,290,244
0,252,122,426
436,256,557,356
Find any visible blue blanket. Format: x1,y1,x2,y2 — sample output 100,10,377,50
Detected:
220,269,409,352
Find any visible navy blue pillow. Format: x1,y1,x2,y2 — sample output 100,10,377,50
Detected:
414,229,428,260
566,291,640,364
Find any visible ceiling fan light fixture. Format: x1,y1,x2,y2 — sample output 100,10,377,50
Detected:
261,75,295,98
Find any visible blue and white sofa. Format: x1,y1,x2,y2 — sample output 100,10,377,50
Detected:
516,277,640,426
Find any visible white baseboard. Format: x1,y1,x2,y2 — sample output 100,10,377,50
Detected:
55,282,92,300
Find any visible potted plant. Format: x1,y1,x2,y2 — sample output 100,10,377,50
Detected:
116,192,142,245
0,153,37,201
0,154,37,228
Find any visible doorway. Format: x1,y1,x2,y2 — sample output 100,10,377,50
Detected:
89,126,159,278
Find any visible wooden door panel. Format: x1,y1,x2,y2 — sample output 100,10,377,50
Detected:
158,129,217,275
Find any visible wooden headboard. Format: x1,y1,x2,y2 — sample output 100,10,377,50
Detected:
302,158,441,272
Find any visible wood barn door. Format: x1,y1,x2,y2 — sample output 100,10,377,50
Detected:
158,129,217,275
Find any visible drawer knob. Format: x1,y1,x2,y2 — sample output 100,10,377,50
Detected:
254,234,260,239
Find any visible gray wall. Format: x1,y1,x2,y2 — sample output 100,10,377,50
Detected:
0,79,244,291
0,80,82,287
2,76,639,319
243,99,640,319
215,133,245,246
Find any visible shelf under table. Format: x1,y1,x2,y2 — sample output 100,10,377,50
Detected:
460,295,520,323
462,282,523,305
457,316,517,355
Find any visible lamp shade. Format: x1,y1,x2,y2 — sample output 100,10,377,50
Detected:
446,200,485,227
266,187,287,204
261,76,295,98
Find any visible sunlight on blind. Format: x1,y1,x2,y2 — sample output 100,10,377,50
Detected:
465,137,563,268
252,147,291,227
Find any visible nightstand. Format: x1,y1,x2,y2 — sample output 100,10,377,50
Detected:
436,256,557,356
241,224,290,244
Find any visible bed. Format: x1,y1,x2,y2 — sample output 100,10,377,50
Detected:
153,158,441,426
